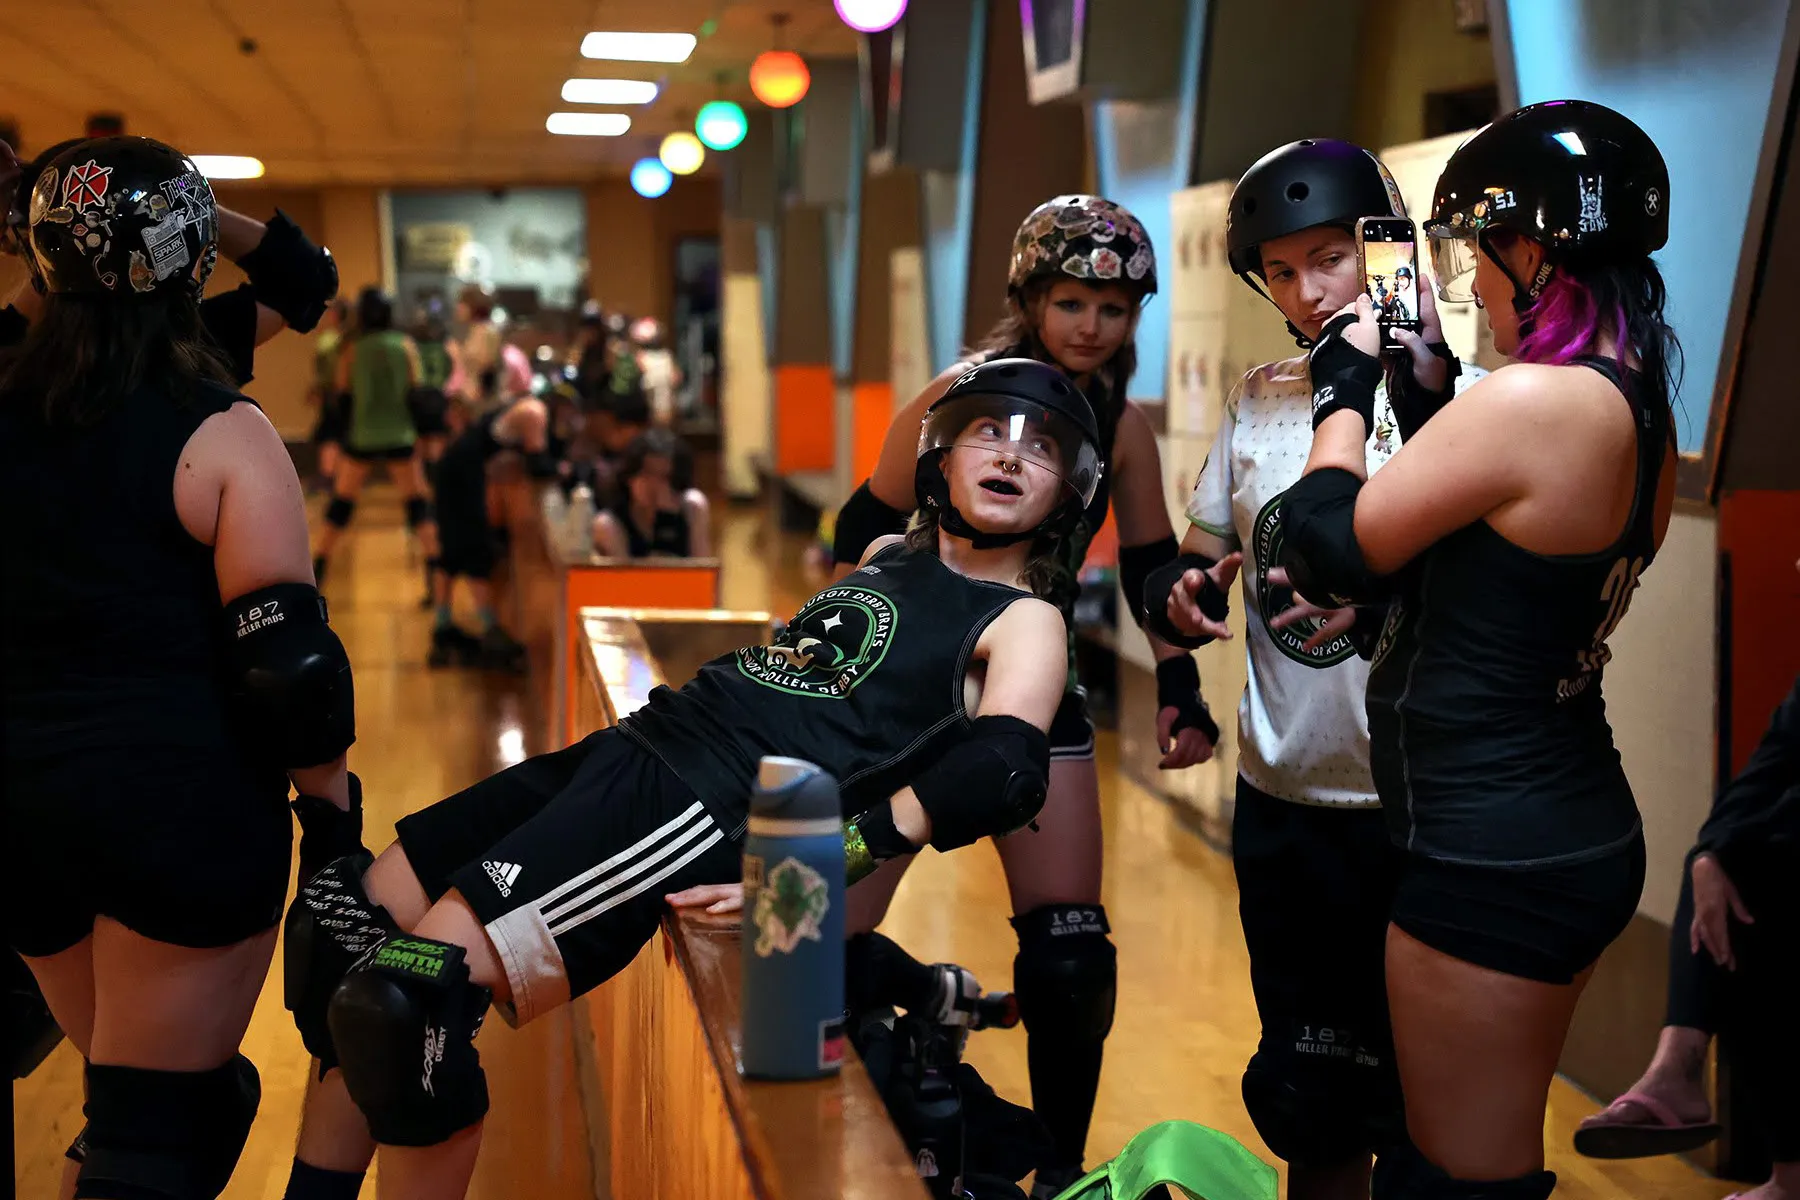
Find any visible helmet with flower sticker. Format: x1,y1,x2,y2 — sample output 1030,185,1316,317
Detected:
26,136,218,300
1008,194,1157,301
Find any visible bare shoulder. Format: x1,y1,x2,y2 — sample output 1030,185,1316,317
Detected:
988,595,1066,644
857,533,907,566
1112,399,1157,466
183,398,285,470
1449,361,1631,438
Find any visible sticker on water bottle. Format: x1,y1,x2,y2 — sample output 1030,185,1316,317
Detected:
820,1015,846,1070
750,856,830,958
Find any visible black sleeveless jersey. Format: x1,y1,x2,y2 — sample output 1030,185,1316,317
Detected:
618,545,1031,838
1365,357,1672,866
2,380,246,762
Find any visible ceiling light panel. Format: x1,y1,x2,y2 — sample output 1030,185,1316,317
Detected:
580,32,697,63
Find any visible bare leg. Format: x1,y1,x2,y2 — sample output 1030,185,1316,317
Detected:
847,854,916,934
994,758,1104,911
1387,924,1589,1178
1626,1025,1713,1120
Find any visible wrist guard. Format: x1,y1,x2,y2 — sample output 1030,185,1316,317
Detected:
1389,340,1462,441
1309,312,1384,434
1142,553,1230,650
1154,656,1220,745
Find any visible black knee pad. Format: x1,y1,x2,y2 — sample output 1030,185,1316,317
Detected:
1372,1139,1556,1200
327,934,492,1147
1010,904,1117,1042
284,853,400,1069
324,496,356,529
76,1055,260,1199
1241,1050,1375,1167
404,495,433,530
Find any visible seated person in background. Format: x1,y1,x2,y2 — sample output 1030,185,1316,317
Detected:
567,383,652,506
592,428,711,559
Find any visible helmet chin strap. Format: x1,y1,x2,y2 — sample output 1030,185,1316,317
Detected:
935,504,1044,550
1478,233,1554,338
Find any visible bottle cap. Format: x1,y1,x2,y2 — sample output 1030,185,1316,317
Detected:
751,756,840,820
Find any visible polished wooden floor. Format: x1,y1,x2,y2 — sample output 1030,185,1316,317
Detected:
14,485,1733,1199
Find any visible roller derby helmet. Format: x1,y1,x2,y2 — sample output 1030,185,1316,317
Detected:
1009,195,1157,301
1226,138,1405,281
914,357,1103,550
1427,99,1669,307
27,136,218,300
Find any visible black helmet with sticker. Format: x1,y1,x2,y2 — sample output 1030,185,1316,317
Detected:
914,357,1104,550
1009,195,1157,299
27,136,218,300
1426,100,1668,306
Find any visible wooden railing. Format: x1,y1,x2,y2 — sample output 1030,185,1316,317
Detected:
572,607,929,1200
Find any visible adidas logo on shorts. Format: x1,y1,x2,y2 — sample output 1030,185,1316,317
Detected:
483,860,522,898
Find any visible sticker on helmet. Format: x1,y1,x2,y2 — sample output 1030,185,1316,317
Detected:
1578,174,1607,235
28,169,58,225
142,213,191,280
62,161,111,210
128,250,156,293
1644,187,1661,217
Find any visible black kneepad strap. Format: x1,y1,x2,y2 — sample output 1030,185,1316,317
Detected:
1010,904,1117,1042
284,852,398,1068
403,495,433,530
224,582,355,768
833,481,911,565
324,495,356,529
1372,1139,1556,1200
1278,468,1392,609
327,935,492,1147
238,210,338,334
912,715,1051,852
79,1055,260,1200
1142,553,1231,649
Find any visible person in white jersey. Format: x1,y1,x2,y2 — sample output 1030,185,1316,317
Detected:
1143,139,1482,1200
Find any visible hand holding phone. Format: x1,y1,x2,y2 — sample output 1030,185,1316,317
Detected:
1356,216,1422,351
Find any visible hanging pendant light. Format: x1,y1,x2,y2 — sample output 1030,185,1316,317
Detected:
659,130,706,176
834,0,907,34
696,99,748,151
750,14,810,109
631,157,673,198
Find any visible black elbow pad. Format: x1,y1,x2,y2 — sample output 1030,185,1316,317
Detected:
1117,536,1178,629
224,583,355,768
1142,553,1230,650
833,482,910,565
912,715,1050,852
1278,469,1392,608
238,210,339,333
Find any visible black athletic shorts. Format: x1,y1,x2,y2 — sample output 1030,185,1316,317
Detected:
1233,777,1404,1163
1390,832,1646,985
434,460,497,580
4,745,291,957
311,393,349,446
1048,686,1096,761
406,386,451,438
394,728,741,1025
344,443,416,464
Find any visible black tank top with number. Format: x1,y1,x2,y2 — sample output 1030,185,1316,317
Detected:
619,545,1030,839
1364,356,1672,866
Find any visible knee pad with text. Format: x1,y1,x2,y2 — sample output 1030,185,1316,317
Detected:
1010,904,1117,1042
284,852,399,1070
327,934,492,1147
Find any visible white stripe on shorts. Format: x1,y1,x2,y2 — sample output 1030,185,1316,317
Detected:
484,802,723,1027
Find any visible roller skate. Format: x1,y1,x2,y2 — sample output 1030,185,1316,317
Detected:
476,626,527,674
428,624,483,669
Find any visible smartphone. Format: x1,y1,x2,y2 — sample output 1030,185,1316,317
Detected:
1356,216,1422,350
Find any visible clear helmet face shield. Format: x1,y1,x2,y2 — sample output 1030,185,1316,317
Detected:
1427,224,1482,303
918,392,1102,513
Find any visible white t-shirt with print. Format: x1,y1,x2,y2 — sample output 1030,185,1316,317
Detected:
1186,355,1460,807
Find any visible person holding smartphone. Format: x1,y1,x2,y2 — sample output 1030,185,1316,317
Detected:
1257,101,1680,1199
1147,138,1481,1200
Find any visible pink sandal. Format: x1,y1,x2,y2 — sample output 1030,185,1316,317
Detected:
1573,1091,1721,1159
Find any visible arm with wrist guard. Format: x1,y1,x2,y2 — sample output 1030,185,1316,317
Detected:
1277,469,1393,609
224,582,355,768
237,211,338,334
832,481,911,566
1387,343,1462,441
1140,553,1230,650
910,715,1051,853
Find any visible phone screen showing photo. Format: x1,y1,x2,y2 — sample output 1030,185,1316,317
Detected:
1362,236,1420,329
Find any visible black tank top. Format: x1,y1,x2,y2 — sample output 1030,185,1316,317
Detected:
619,545,1030,838
610,498,690,558
2,381,245,762
1365,357,1673,866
